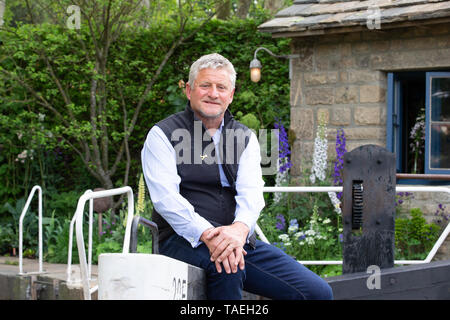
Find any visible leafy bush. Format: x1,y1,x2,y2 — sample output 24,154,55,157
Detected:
395,208,440,260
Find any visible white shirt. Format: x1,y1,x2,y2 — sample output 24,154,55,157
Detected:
141,119,265,248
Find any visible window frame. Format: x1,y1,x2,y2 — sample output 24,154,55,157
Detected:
386,71,450,184
425,72,450,174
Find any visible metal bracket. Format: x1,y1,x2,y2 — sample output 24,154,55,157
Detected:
130,216,159,254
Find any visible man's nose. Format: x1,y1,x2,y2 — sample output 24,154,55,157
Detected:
208,85,219,98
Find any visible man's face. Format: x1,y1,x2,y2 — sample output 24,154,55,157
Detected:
186,68,235,120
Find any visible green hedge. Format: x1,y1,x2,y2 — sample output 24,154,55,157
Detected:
0,17,290,253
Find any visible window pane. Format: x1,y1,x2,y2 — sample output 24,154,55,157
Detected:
430,123,450,170
431,77,450,121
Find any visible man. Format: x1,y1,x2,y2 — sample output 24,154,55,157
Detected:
141,53,333,300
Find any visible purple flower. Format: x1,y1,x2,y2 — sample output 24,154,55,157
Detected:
289,219,299,229
274,119,293,173
276,214,286,231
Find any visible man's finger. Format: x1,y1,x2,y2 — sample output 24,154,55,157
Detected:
215,260,222,273
210,238,229,261
238,249,246,270
221,255,232,274
205,227,220,240
211,243,234,262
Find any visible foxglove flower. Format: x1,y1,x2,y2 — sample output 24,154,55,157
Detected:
310,116,328,184
328,128,346,214
274,119,293,202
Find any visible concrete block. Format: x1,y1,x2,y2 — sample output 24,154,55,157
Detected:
98,253,206,300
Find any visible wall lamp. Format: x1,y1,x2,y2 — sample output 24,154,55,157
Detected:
249,47,300,82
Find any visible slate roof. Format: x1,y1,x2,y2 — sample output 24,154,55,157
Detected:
258,0,450,37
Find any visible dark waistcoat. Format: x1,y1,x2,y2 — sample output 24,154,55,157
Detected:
152,103,256,247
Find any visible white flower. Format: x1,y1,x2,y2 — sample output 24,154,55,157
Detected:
274,158,289,203
328,192,342,215
17,150,28,159
323,218,331,224
310,116,328,183
278,234,289,242
288,225,298,233
294,231,304,238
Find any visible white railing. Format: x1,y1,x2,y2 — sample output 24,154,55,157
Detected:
18,185,44,275
67,189,93,284
257,186,450,266
75,186,135,300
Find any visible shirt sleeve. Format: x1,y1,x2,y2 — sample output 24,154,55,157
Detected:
141,126,214,248
233,131,266,238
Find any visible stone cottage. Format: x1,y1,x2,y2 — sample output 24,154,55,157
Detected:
258,0,450,258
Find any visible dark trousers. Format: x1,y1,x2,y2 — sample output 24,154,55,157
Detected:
159,234,333,300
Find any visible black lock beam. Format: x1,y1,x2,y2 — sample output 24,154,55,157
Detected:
342,144,396,274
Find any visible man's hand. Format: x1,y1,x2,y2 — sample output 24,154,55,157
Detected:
201,222,249,273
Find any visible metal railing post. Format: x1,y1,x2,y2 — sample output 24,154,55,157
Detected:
67,189,93,284
18,185,43,275
75,186,134,300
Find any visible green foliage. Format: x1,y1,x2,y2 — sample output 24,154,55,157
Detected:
0,7,291,264
259,165,344,277
237,112,261,131
0,198,38,254
395,208,440,260
0,17,290,206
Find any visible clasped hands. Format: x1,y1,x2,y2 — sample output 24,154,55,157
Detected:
200,222,249,274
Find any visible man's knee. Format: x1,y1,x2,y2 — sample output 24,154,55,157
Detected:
206,265,246,299
308,279,333,300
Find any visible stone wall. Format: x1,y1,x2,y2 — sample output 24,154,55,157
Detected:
289,22,450,260
290,22,450,176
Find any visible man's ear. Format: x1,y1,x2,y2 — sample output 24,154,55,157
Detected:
185,83,192,100
229,88,235,103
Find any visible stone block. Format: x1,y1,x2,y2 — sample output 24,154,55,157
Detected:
305,87,334,105
304,72,338,86
290,76,303,107
344,127,385,140
360,85,385,103
354,106,382,125
335,86,359,104
291,140,314,176
347,70,383,83
291,108,314,140
331,107,351,126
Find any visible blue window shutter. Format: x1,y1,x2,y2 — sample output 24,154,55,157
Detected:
387,73,402,171
387,73,394,152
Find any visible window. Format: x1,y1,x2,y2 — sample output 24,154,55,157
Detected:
426,73,450,174
387,71,450,183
